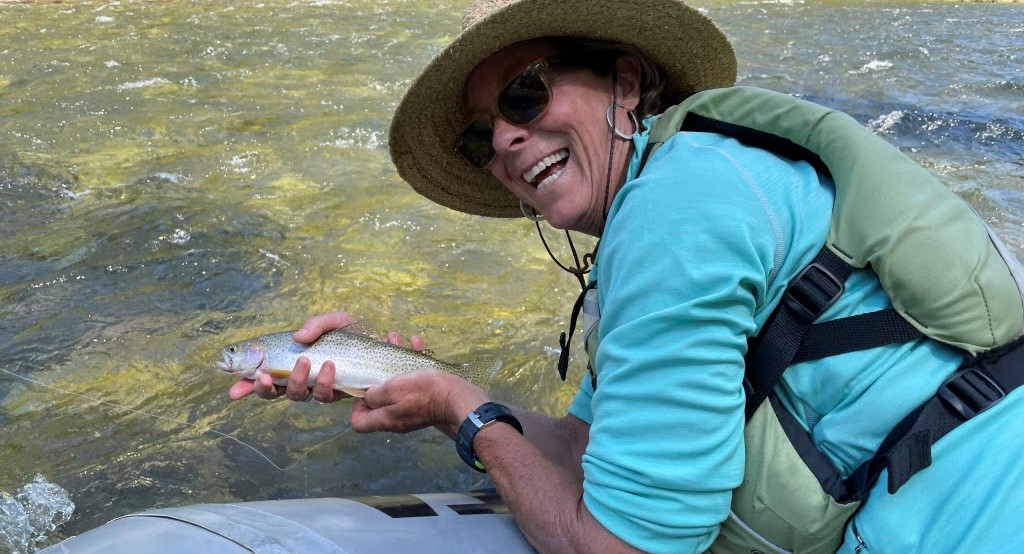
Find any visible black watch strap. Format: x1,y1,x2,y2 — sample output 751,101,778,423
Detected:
455,402,523,472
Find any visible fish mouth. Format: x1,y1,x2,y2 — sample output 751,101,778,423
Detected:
217,352,234,374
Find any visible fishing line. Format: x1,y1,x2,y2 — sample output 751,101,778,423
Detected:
0,366,350,472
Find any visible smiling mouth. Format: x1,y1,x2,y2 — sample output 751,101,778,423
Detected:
523,149,569,191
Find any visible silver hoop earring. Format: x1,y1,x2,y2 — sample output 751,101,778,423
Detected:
520,199,545,222
606,104,639,140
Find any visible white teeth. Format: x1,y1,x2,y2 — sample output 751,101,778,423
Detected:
535,168,565,191
522,149,569,184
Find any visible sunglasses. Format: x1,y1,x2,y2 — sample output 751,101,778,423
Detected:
456,56,568,168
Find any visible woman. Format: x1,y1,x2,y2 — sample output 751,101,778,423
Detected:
229,1,1024,553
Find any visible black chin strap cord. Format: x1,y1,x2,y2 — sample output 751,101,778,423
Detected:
534,222,590,290
553,71,623,382
602,71,619,228
535,71,620,289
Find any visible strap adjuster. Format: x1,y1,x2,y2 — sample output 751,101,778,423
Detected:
782,263,845,322
938,367,1006,420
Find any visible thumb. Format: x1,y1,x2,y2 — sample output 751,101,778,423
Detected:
292,326,318,344
350,398,389,433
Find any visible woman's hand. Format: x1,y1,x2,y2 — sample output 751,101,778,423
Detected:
227,311,425,402
351,371,489,438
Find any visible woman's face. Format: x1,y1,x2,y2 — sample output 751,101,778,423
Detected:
464,40,640,235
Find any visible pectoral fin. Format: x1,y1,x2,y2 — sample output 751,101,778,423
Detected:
338,387,367,398
267,369,293,380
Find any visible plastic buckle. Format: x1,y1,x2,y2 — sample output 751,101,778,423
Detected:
938,367,1006,420
782,263,845,322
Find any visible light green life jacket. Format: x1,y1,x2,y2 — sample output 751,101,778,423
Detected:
647,86,1024,355
580,86,1024,553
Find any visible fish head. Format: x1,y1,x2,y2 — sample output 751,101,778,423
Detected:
217,341,265,379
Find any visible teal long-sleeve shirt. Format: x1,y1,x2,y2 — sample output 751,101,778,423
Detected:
567,120,1024,553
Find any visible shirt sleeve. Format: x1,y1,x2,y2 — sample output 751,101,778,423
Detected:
580,132,791,553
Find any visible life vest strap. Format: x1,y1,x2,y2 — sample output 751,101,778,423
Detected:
641,111,832,177
744,246,851,420
793,308,924,365
845,334,1024,497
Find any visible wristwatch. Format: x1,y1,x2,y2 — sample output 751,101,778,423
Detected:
455,402,523,472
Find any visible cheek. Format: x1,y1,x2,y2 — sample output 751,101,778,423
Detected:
488,164,520,193
242,348,265,371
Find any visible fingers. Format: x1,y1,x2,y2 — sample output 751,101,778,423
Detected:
285,356,314,401
361,378,391,410
236,356,351,404
387,331,426,352
252,372,284,399
409,334,426,352
312,360,351,402
350,397,398,434
293,311,357,344
292,311,425,354
228,379,255,401
348,372,479,435
351,378,410,433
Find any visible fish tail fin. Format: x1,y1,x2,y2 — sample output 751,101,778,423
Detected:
457,357,503,387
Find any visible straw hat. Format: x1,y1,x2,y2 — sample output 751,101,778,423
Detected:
388,0,736,218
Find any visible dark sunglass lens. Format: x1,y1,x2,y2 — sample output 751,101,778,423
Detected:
457,119,496,168
500,67,550,124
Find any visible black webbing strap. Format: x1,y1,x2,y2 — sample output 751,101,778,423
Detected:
558,280,598,381
792,308,923,365
680,113,832,177
640,112,832,177
844,334,1024,498
744,246,852,420
639,141,658,172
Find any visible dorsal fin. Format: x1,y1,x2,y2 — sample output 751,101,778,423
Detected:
340,319,381,339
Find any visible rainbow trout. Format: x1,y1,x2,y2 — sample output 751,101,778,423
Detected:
217,324,501,397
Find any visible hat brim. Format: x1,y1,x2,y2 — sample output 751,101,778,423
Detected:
389,0,737,218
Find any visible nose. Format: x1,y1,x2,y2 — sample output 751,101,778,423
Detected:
491,117,530,157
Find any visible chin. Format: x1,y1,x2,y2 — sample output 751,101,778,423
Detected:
538,200,590,234
542,211,574,231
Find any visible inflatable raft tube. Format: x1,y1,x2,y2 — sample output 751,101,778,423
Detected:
39,490,536,553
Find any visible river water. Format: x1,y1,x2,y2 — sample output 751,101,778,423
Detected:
0,0,1021,547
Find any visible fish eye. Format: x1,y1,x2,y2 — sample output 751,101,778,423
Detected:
228,347,236,353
